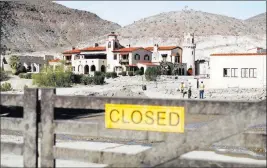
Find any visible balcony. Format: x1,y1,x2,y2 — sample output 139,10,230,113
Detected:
119,59,129,64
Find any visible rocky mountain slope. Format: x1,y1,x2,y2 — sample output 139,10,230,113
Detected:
1,1,120,53
1,1,266,57
77,10,266,60
245,12,266,34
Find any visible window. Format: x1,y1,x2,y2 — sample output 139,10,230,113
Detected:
144,55,150,61
192,51,194,55
114,54,117,60
162,54,167,62
249,68,257,78
241,68,249,78
231,68,238,77
135,54,140,60
223,68,230,77
175,56,179,63
108,42,111,48
72,66,75,71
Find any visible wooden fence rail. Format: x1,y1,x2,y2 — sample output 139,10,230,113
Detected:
1,88,266,167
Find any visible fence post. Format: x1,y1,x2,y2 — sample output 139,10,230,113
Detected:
40,88,56,168
23,88,39,168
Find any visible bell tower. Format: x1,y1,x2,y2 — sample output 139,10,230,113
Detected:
182,32,196,76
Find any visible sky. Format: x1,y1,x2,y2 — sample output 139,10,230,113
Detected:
55,1,266,27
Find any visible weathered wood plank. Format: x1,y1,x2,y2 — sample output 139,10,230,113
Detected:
53,146,142,167
40,88,56,168
0,94,24,106
1,141,23,155
0,118,23,131
54,95,258,115
23,88,39,168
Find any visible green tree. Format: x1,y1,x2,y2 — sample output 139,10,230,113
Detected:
145,66,160,81
9,55,20,74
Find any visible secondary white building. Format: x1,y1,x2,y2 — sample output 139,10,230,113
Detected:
209,51,266,88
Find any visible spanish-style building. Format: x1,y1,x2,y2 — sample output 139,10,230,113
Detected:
62,32,197,76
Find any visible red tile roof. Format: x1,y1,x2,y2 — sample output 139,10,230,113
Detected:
138,62,158,66
210,53,267,56
126,64,138,67
145,46,181,51
62,49,81,54
113,47,143,52
80,46,106,52
49,59,61,63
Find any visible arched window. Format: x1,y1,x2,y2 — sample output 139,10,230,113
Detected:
101,65,105,72
91,65,96,72
144,55,150,61
135,54,140,60
84,65,89,74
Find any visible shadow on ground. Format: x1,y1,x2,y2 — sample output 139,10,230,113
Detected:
0,105,104,120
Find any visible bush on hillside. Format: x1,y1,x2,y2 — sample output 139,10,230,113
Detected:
0,82,12,92
145,67,160,81
81,75,105,85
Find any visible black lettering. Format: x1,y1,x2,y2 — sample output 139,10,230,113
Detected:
131,110,142,124
110,109,119,123
169,112,179,126
157,112,166,126
122,110,129,123
145,111,154,125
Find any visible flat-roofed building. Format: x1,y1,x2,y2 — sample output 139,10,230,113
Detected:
209,52,266,88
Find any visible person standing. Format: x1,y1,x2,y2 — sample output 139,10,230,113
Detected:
199,81,205,99
188,82,192,99
180,81,185,98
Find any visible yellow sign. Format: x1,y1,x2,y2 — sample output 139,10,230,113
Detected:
105,104,184,133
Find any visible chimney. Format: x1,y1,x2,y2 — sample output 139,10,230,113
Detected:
153,44,158,52
72,46,75,50
95,43,99,47
128,44,131,48
111,32,115,34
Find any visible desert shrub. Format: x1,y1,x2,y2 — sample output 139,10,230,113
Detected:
80,75,105,85
94,71,104,77
9,55,20,74
128,71,134,76
145,67,160,81
25,73,32,79
19,73,32,79
0,70,9,81
32,65,72,87
0,82,12,92
93,75,105,85
105,72,117,79
81,75,93,85
134,69,143,75
71,74,83,84
19,73,26,78
121,71,127,76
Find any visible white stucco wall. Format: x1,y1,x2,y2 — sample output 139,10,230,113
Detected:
209,55,266,88
72,58,107,75
131,49,152,65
